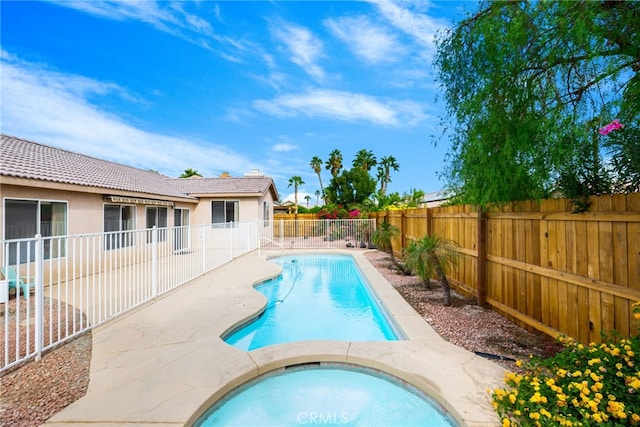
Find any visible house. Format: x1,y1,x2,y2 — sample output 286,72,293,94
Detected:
0,134,279,252
273,201,296,214
420,190,448,208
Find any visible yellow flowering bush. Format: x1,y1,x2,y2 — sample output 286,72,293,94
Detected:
492,302,640,426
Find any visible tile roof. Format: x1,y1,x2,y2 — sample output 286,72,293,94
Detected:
172,176,278,198
1,134,278,200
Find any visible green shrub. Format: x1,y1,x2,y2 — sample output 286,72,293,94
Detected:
492,302,640,426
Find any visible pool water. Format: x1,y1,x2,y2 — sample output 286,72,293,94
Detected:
194,364,457,426
224,254,400,350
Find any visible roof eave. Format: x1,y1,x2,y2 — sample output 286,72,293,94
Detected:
1,176,198,203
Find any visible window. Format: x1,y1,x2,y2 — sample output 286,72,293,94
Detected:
211,201,239,228
146,206,168,242
104,204,135,249
174,208,190,251
263,201,270,227
5,199,67,264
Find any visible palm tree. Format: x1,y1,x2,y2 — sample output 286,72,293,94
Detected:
304,195,311,207
368,191,402,211
353,149,377,172
377,156,399,195
376,167,386,193
372,221,400,265
287,175,304,214
403,235,458,306
325,149,343,178
403,188,425,208
310,156,325,203
180,168,202,178
314,189,321,205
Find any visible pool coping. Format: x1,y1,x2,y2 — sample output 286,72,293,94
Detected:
45,249,505,427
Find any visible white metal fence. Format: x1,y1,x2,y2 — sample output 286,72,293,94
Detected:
1,222,259,372
0,219,375,372
258,219,376,251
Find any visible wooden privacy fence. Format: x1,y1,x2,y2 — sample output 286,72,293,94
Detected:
369,194,640,343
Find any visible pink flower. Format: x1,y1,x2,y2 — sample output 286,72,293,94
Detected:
599,119,623,135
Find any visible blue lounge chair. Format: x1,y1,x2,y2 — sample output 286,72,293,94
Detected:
1,266,34,299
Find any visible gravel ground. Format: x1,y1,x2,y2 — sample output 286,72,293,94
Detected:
0,298,92,427
0,250,562,426
363,251,562,366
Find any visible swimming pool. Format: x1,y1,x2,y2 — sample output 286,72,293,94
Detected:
224,254,402,350
193,363,457,426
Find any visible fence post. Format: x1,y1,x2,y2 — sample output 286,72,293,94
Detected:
426,207,433,237
279,219,284,247
229,224,234,260
34,234,44,361
400,210,407,253
477,207,487,307
202,225,207,273
152,226,158,297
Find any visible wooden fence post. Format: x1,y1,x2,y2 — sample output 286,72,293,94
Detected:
477,206,487,307
426,207,433,236
401,210,406,251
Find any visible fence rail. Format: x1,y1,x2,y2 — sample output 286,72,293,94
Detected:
259,219,376,251
370,193,640,343
0,219,375,372
0,222,260,372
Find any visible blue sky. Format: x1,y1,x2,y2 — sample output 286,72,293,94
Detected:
1,0,476,203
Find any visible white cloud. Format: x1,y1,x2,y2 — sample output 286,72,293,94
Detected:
370,0,448,54
0,52,256,179
44,0,262,64
272,143,298,153
271,20,325,81
273,143,296,152
253,88,427,126
324,15,404,64
47,1,192,33
264,135,299,155
213,4,223,23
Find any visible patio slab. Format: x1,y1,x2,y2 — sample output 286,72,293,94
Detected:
45,250,504,427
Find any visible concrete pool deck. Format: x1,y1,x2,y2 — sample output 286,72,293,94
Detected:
45,250,506,427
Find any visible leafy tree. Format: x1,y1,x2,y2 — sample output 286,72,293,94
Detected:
179,168,202,178
301,205,322,214
603,123,640,193
287,175,304,214
353,149,377,172
377,155,400,195
317,205,351,219
403,235,458,306
325,149,343,178
309,156,326,204
558,126,615,212
434,1,640,205
324,167,376,206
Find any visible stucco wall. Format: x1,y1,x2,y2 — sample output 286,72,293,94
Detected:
1,183,275,241
0,184,201,240
189,193,274,226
